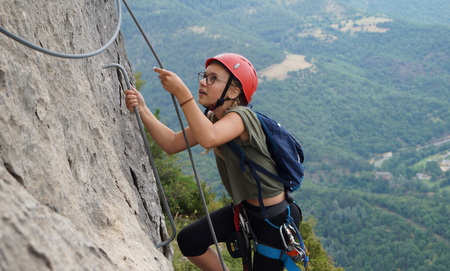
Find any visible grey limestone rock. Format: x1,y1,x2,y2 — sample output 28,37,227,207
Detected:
0,0,173,270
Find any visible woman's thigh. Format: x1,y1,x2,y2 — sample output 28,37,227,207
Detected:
177,204,235,257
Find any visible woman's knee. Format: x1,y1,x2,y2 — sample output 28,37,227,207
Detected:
177,225,199,255
177,226,191,245
176,205,235,256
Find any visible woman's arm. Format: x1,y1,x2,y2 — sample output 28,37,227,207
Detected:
181,100,247,148
154,68,246,148
124,88,198,154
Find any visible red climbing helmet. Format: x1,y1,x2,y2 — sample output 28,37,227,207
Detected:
205,53,258,105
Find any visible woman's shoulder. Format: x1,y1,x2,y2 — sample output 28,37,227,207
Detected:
227,106,259,124
229,105,255,116
228,106,262,135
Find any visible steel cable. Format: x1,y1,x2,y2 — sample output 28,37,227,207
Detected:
0,0,122,59
121,0,227,269
101,63,176,248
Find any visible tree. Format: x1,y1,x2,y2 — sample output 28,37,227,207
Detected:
425,160,441,179
302,217,345,271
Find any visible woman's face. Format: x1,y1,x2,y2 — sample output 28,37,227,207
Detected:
197,63,231,107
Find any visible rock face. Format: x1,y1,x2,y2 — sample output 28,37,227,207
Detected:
0,0,173,270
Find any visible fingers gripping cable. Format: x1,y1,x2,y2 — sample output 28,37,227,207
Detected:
102,63,176,248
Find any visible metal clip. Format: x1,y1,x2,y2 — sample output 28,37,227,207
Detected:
280,223,307,262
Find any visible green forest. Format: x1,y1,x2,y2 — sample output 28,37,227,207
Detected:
121,0,450,270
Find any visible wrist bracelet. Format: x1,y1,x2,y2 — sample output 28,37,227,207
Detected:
180,97,194,107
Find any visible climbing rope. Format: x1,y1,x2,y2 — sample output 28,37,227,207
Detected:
102,63,176,248
0,0,122,59
121,0,227,269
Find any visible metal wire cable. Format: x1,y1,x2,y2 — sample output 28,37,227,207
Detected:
102,63,176,248
0,0,122,59
121,0,227,269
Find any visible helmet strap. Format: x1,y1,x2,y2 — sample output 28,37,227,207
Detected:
203,74,235,115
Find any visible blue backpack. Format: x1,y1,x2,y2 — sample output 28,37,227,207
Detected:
227,110,305,219
227,110,309,270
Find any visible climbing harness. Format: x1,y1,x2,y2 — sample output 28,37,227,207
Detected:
227,204,253,271
253,204,309,271
280,222,308,263
254,203,309,270
229,201,309,270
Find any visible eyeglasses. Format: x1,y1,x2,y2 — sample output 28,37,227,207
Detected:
198,72,228,85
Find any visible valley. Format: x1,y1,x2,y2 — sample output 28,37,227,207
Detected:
259,53,313,80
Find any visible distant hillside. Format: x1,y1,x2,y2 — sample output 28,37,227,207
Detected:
122,0,450,166
339,0,450,25
121,1,450,270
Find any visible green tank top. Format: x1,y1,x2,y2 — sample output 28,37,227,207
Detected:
215,106,284,204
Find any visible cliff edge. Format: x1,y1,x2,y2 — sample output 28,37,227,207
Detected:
0,0,173,270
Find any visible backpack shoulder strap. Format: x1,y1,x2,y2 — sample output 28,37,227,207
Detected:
227,141,285,183
227,141,268,218
226,141,247,172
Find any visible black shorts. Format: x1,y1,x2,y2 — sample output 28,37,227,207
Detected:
177,201,302,271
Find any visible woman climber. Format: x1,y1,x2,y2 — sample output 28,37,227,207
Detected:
124,53,302,271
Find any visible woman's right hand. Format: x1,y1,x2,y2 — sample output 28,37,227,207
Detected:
124,87,145,112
